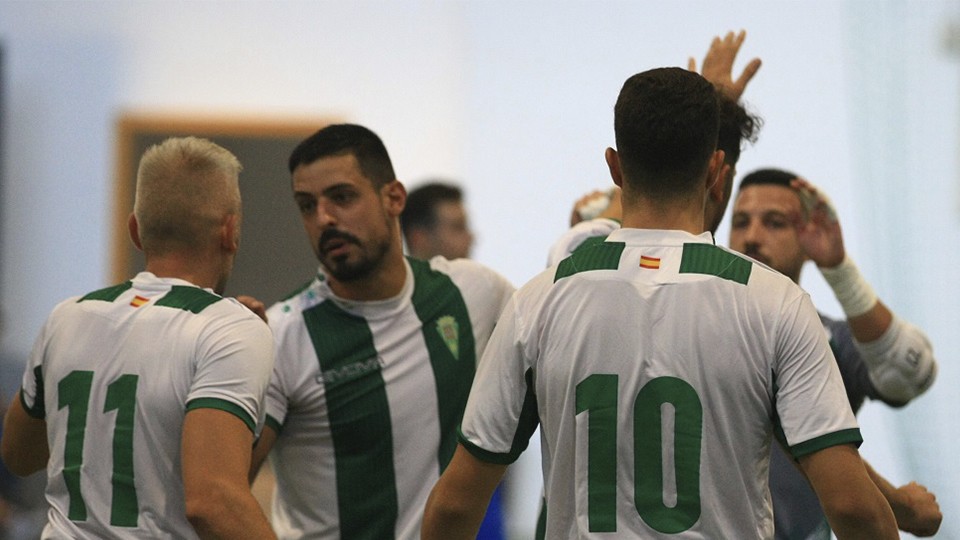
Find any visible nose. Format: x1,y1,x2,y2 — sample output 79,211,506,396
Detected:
741,218,764,246
312,200,337,229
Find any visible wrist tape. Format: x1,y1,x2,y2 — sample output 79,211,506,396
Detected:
819,256,878,318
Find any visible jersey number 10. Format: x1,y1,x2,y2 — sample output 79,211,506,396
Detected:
59,370,140,527
576,374,702,533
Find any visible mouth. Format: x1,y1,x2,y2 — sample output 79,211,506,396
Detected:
319,231,358,258
744,250,769,265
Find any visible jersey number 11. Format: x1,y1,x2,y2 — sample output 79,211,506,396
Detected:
59,370,140,527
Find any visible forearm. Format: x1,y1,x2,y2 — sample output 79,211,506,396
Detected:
820,257,936,402
1,392,49,475
863,461,942,537
421,485,489,540
187,483,276,540
422,445,506,540
801,445,898,540
822,473,898,540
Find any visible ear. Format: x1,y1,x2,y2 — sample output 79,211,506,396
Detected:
706,150,725,194
382,179,407,218
128,213,143,252
220,213,240,253
604,148,624,188
709,162,732,203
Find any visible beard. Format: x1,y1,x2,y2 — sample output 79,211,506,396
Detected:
318,228,392,282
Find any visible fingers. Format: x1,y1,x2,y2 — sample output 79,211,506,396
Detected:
791,178,838,223
695,29,759,101
687,57,697,72
574,190,614,223
734,58,762,93
235,295,268,323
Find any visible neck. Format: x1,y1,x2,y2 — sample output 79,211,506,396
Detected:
144,251,224,293
620,192,707,235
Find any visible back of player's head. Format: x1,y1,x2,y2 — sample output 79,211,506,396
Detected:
738,168,799,191
718,94,762,167
134,136,242,255
614,67,719,198
288,123,396,189
401,182,464,234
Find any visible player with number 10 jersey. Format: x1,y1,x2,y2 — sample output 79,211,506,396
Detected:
459,229,860,539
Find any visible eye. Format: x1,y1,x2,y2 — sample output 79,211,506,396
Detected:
295,197,317,215
329,190,356,205
730,215,748,229
764,215,790,229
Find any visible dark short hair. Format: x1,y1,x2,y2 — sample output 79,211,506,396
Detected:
288,124,396,188
401,182,463,234
718,95,762,167
738,168,799,190
614,67,720,198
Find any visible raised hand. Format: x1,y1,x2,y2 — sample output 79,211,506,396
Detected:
688,30,762,101
790,178,845,268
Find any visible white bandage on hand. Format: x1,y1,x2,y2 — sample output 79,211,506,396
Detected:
856,315,938,403
819,256,878,318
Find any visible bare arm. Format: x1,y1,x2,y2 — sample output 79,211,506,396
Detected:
182,408,277,540
798,444,897,539
0,391,49,476
249,423,278,484
862,460,942,537
421,444,507,540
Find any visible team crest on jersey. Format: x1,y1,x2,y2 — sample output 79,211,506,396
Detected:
436,315,460,360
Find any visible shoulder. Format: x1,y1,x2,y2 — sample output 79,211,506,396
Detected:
266,275,325,330
547,218,621,267
418,256,514,294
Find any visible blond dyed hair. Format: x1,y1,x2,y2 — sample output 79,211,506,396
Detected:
134,137,242,255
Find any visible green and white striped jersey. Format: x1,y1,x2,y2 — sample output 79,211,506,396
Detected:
460,229,860,539
19,272,274,539
263,256,514,540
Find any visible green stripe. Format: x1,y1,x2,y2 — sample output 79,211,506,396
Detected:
186,397,256,433
304,300,396,540
554,242,625,282
155,286,222,313
678,243,752,285
570,235,609,256
457,368,539,465
264,414,283,435
408,258,477,473
789,428,863,459
78,281,133,303
21,366,46,418
534,497,547,540
770,374,789,449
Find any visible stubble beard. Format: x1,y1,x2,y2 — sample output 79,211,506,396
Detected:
320,233,392,283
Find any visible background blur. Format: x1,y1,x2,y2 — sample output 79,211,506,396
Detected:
1,1,958,538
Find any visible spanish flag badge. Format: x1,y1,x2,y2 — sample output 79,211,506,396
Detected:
639,255,660,270
130,295,149,308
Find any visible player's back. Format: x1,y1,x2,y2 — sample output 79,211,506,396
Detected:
26,273,265,539
526,229,842,539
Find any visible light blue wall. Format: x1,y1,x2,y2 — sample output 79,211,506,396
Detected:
2,1,957,537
